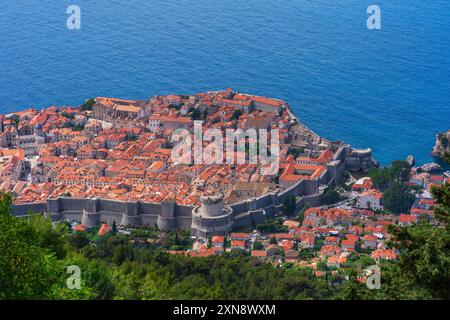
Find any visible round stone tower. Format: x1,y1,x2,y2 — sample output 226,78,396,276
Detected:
197,194,225,217
81,209,100,228
191,194,233,238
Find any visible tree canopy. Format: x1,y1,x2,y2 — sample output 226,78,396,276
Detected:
383,181,415,214
368,160,411,191
1,182,449,300
0,192,67,299
321,187,341,205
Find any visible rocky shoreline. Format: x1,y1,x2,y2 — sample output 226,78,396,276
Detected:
432,130,450,160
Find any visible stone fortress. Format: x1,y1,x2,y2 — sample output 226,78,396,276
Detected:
9,90,378,238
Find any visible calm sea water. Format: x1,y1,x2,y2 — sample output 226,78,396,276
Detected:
1,0,449,165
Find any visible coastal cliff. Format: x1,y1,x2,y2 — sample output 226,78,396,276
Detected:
432,130,450,161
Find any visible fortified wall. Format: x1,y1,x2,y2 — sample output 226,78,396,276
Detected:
11,143,375,238
11,169,330,237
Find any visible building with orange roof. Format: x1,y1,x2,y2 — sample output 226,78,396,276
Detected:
352,177,374,192
73,224,86,232
341,239,357,252
219,98,253,113
327,255,347,268
398,214,418,226
93,97,147,122
363,234,378,250
283,219,300,229
0,148,26,180
371,249,397,262
148,115,192,132
251,95,285,113
320,245,341,257
298,233,315,249
230,232,250,241
230,240,247,250
356,189,384,210
211,236,225,247
297,149,334,166
251,250,267,259
279,163,327,188
98,223,111,236
324,236,339,246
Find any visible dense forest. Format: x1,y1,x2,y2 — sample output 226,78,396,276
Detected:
1,183,449,300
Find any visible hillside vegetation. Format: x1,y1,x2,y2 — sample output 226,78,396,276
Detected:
1,185,449,300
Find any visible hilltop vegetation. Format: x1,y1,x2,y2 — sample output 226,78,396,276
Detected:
1,184,449,300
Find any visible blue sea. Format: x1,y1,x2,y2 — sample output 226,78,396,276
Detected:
1,0,449,165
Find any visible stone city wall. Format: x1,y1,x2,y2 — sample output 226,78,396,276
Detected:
11,172,330,233
11,145,348,233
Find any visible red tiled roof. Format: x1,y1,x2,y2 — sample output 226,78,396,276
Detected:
230,233,250,239
231,240,246,248
98,223,110,236
364,234,377,242
251,250,267,258
211,236,225,243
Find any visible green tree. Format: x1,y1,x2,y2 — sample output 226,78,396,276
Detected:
191,109,202,120
68,231,90,249
61,112,75,120
444,151,450,165
432,183,450,227
112,220,117,234
297,207,306,225
390,160,411,182
287,147,304,158
62,121,74,128
283,196,296,215
81,98,95,111
382,183,450,299
368,167,391,190
368,160,412,191
231,110,242,120
0,192,67,299
253,241,264,250
321,187,340,205
383,181,415,214
73,124,85,131
334,270,367,300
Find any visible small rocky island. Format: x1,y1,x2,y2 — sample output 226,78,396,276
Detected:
432,130,450,163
